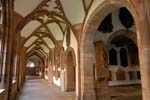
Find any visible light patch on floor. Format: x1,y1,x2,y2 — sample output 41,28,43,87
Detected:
16,78,75,100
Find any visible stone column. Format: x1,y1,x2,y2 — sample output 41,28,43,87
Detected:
135,2,150,100
138,20,150,100
74,23,82,100
60,48,65,91
94,42,110,100
48,65,52,83
48,49,54,83
51,48,55,83
138,34,150,100
81,45,96,100
20,47,26,84
40,62,44,78
3,1,15,99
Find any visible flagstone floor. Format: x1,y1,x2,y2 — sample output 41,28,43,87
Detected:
16,78,75,100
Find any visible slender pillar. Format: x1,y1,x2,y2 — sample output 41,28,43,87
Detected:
48,66,53,83
138,22,150,100
137,5,150,99
3,0,14,99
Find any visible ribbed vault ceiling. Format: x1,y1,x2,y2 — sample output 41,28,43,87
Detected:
14,0,86,24
22,15,67,54
15,0,97,61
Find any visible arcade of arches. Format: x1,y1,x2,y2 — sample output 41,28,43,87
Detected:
0,0,150,100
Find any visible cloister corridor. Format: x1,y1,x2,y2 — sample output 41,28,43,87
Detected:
16,77,75,100
1,0,150,100
15,76,142,100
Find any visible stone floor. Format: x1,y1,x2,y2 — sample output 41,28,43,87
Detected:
16,77,142,100
16,78,75,100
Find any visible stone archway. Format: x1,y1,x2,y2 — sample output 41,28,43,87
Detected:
80,0,149,100
65,48,76,92
26,61,37,76
107,30,137,45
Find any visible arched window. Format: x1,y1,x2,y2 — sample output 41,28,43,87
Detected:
120,48,128,67
27,62,36,68
109,48,117,65
128,45,139,66
98,13,113,33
